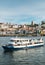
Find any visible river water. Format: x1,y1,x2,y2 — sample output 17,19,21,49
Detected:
0,36,45,65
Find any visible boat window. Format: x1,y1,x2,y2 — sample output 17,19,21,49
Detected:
29,40,31,42
17,40,19,42
18,44,20,46
20,40,22,42
22,40,28,42
25,40,28,41
34,42,39,44
30,43,32,45
37,39,40,40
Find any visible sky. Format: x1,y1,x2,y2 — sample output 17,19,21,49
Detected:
0,0,45,24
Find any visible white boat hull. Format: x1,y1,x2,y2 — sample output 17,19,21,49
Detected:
2,43,44,51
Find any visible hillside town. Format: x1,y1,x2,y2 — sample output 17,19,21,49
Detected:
0,21,45,36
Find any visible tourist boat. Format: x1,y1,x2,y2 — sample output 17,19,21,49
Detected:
2,37,44,51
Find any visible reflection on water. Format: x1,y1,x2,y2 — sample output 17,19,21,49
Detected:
0,36,45,65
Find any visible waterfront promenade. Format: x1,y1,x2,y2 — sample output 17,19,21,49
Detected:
0,33,43,37
0,21,45,36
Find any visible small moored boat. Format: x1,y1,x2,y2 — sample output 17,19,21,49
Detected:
2,37,44,51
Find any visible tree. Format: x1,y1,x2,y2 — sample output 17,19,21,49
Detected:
41,21,45,25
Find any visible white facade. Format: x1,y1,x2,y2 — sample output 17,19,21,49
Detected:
13,24,19,28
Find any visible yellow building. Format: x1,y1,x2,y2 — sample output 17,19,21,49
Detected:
41,30,45,35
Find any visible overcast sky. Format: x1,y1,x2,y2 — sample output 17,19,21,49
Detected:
0,0,45,24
